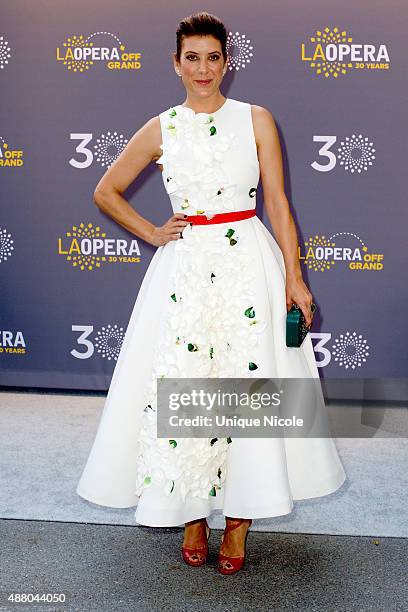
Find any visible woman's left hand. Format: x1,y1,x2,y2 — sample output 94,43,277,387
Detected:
286,275,315,327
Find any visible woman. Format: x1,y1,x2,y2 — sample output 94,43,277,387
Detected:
76,11,346,575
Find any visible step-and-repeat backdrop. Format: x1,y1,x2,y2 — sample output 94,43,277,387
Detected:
1,2,406,395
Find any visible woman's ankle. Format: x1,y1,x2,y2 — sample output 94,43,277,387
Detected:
225,517,251,526
185,517,207,528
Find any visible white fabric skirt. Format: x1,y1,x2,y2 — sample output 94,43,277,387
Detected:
76,216,347,526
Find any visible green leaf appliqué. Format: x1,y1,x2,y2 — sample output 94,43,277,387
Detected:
225,228,238,246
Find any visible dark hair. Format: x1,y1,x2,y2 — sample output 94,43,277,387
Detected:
175,12,228,62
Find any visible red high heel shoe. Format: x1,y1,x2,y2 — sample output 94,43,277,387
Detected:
182,520,211,567
217,518,252,575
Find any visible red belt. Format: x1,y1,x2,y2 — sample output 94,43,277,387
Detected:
185,208,256,225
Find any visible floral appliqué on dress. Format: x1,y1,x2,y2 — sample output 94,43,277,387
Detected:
156,105,239,215
134,105,267,503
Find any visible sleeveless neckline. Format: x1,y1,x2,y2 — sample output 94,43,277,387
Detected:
178,97,230,117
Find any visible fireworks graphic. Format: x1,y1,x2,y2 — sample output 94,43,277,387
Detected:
226,31,253,71
0,136,8,155
0,36,11,69
65,223,106,271
94,131,128,167
303,235,337,272
94,324,125,360
85,31,123,47
337,134,376,173
328,232,367,251
61,35,94,72
331,331,370,369
309,27,353,78
0,228,14,262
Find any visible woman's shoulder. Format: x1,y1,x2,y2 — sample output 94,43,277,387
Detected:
246,103,277,137
248,102,275,120
229,98,276,121
229,100,278,150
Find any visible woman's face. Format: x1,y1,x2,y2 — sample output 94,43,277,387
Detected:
175,35,227,98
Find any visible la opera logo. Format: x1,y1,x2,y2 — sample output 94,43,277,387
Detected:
301,26,390,78
56,32,142,72
58,223,141,270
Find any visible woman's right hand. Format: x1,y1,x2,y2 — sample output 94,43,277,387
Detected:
149,213,190,247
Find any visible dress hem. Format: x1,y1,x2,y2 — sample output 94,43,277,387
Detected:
77,464,347,526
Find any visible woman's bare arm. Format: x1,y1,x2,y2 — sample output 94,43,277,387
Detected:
93,116,189,246
252,105,314,324
251,105,303,280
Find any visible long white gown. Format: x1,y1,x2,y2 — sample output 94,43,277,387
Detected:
76,97,347,526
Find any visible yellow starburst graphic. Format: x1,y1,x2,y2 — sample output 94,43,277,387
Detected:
303,235,336,272
62,35,94,72
65,222,106,271
310,26,353,78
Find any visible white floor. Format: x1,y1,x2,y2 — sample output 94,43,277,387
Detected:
0,390,407,537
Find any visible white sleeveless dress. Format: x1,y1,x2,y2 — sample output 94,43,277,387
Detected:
76,98,347,526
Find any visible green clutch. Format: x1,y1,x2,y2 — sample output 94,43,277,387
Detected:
286,303,317,347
